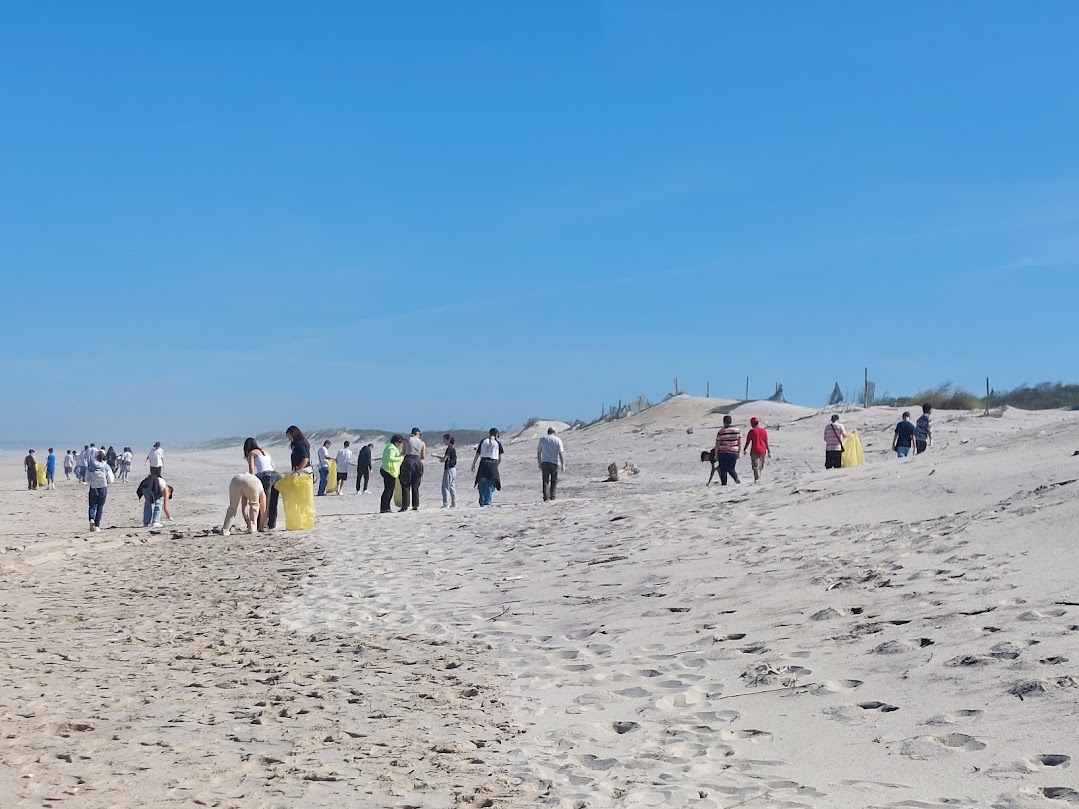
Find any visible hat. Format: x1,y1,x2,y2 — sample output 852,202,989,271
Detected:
750,417,759,426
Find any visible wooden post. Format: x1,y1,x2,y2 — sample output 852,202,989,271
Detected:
985,378,990,415
745,377,749,401
706,382,710,398
673,377,679,395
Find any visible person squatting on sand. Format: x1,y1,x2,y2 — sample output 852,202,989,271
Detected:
825,414,846,469
713,416,741,485
220,473,267,534
355,443,373,494
537,427,565,502
400,428,426,511
244,438,279,530
916,403,933,454
316,439,332,496
86,450,114,532
380,435,405,513
472,428,504,506
136,473,173,527
335,440,353,495
743,418,771,482
894,411,917,458
433,434,457,508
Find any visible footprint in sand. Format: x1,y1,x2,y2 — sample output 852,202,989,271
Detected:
857,701,899,713
1033,754,1071,768
1043,787,1079,802
925,709,983,725
901,733,986,759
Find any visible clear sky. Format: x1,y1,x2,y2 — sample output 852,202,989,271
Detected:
2,2,1077,445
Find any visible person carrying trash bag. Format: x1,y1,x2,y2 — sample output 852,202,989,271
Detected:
274,426,316,530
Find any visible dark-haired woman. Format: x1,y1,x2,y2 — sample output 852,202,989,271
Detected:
286,426,311,475
245,437,279,531
434,434,457,508
380,435,405,514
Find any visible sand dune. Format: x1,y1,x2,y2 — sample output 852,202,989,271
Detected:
1,404,1077,807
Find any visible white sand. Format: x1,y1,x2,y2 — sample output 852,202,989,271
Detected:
2,398,1077,807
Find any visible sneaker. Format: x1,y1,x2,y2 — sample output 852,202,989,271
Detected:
151,522,163,528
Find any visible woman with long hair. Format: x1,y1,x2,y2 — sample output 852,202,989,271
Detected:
244,437,279,531
286,426,311,474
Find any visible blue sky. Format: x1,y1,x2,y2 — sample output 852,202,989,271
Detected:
2,2,1077,444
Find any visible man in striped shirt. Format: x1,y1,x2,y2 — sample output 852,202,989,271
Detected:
713,415,742,485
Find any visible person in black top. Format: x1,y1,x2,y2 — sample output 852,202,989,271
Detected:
893,412,917,458
355,443,374,493
434,434,458,508
286,426,311,472
24,450,38,490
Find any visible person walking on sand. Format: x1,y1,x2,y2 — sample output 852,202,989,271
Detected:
146,442,164,477
355,443,373,494
118,447,133,482
743,418,771,483
136,473,173,527
219,473,267,535
537,428,566,502
63,450,75,481
45,449,57,490
316,440,332,496
244,438,279,530
105,446,118,473
335,440,353,495
379,435,405,514
825,414,847,470
915,404,933,455
86,450,114,532
24,450,38,491
399,428,426,511
472,428,505,507
76,445,90,483
713,416,741,485
434,434,458,508
893,411,917,458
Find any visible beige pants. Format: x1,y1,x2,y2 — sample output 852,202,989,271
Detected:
750,453,766,481
222,473,263,534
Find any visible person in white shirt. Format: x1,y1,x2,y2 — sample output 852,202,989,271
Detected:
146,442,165,477
335,441,354,495
316,440,332,496
536,428,566,502
118,447,134,482
244,438,279,530
63,451,76,480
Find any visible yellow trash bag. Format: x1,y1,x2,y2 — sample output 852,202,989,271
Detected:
274,473,317,530
393,477,403,508
326,460,337,490
842,432,865,468
36,463,48,486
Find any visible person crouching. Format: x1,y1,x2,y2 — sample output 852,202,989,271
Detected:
220,473,267,535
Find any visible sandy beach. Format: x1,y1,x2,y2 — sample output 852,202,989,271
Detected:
2,397,1077,808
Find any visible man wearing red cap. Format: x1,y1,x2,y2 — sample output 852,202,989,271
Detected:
743,417,771,482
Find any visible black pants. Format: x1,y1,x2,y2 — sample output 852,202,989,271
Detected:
915,440,928,454
399,457,423,510
355,466,370,492
380,469,396,513
150,466,162,478
825,450,843,469
256,472,280,529
27,470,37,490
718,452,740,485
541,462,559,501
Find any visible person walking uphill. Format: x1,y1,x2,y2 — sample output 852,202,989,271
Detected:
86,450,115,532
743,419,771,483
24,450,38,491
824,414,847,470
472,428,505,506
434,434,458,508
713,416,741,485
399,428,426,511
537,428,565,502
894,412,917,458
355,443,374,494
380,435,405,514
916,404,933,454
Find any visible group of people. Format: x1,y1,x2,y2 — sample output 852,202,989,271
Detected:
703,404,934,485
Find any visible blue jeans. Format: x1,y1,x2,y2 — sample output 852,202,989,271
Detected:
896,446,911,458
477,478,496,506
317,467,329,496
88,487,107,526
143,493,163,526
